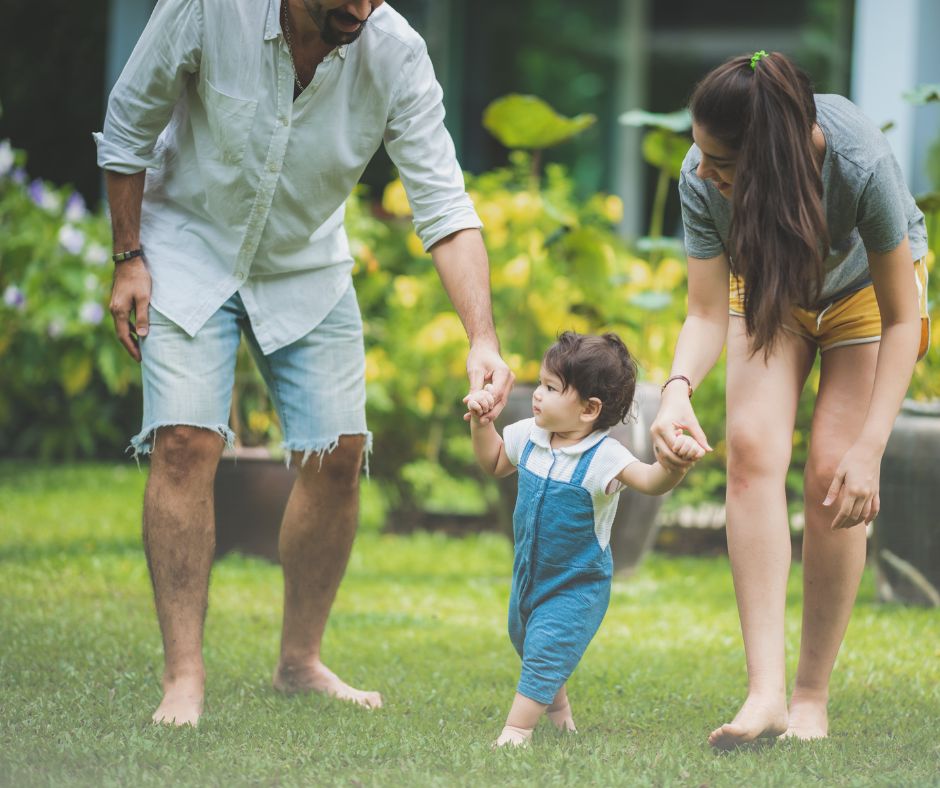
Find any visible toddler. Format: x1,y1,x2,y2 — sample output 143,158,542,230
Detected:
466,331,705,747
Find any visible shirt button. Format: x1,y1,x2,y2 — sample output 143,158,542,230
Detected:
235,272,246,282
280,116,289,126
268,162,280,172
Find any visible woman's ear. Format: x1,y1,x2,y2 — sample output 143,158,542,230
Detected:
580,397,603,424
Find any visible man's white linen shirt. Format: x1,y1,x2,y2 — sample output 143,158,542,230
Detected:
95,0,482,353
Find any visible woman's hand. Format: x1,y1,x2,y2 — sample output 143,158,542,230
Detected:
823,442,882,529
650,385,712,471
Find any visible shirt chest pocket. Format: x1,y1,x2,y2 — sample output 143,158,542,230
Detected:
197,79,258,165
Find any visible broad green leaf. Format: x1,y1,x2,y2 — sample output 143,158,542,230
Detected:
618,108,692,132
641,129,690,178
483,95,596,150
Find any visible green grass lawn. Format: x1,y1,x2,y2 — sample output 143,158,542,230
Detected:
1,462,938,787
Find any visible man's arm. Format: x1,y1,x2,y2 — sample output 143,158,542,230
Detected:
431,228,514,423
106,171,152,362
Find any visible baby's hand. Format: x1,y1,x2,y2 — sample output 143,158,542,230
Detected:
671,433,706,463
463,384,496,421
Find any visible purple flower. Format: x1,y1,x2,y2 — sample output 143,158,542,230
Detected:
79,301,105,325
58,224,86,255
0,141,13,177
3,285,26,310
65,192,87,222
28,179,45,206
11,168,26,185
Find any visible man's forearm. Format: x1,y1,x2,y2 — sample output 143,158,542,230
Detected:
106,170,146,251
430,229,498,348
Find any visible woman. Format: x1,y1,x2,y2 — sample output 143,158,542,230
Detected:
650,51,929,748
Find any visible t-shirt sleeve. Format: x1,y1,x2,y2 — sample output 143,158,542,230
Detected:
502,418,534,467
597,440,639,496
856,154,913,254
678,159,725,260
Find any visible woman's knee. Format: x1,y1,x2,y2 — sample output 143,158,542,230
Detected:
726,423,792,491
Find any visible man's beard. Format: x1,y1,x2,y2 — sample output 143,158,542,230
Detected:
305,3,370,46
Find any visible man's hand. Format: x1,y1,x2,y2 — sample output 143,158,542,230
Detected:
109,258,152,362
464,345,514,424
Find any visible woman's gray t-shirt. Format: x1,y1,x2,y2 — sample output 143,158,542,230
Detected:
678,94,928,306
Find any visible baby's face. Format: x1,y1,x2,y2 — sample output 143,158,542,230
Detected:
531,366,585,432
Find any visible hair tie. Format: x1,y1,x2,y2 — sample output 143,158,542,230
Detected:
750,50,769,70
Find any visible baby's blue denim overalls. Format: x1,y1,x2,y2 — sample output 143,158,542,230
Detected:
508,437,614,705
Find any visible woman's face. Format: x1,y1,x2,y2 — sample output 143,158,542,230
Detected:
692,122,738,198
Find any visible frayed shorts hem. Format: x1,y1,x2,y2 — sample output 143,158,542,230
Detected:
281,431,373,474
128,422,236,461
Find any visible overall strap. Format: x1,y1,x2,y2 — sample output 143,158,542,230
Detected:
519,440,536,469
569,437,606,487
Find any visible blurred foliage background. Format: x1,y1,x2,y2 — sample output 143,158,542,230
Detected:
1,81,937,526
0,0,936,530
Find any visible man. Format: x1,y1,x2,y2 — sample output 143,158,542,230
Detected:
96,0,513,727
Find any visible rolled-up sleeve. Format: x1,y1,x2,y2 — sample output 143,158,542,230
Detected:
383,44,482,251
678,165,725,260
94,0,203,174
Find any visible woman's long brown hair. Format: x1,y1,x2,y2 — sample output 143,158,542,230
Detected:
690,52,829,355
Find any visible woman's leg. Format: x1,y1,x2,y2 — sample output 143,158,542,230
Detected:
786,343,877,739
709,318,815,748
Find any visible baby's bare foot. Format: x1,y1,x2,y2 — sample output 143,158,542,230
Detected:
494,725,533,748
547,700,577,733
152,674,204,727
708,693,788,749
781,691,828,741
273,661,382,709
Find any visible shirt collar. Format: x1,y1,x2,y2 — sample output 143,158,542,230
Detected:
264,0,348,58
529,424,609,454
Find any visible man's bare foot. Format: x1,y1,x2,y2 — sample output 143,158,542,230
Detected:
494,724,533,748
547,700,577,733
708,694,788,749
273,660,382,709
152,674,204,727
781,691,828,740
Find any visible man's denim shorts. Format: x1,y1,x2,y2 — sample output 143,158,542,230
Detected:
131,282,371,467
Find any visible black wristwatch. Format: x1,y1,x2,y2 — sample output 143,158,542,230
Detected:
112,248,144,264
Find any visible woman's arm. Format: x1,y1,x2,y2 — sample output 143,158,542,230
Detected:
650,254,730,468
825,238,922,528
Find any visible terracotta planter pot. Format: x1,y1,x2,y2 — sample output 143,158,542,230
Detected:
214,447,293,563
873,400,940,607
496,382,666,575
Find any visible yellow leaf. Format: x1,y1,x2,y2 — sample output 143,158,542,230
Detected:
382,179,412,217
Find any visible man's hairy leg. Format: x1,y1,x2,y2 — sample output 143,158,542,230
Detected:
144,425,224,727
272,435,382,709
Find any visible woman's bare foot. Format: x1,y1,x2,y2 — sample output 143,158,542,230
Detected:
708,693,788,749
547,700,577,733
494,724,533,748
781,690,828,740
273,660,382,709
152,673,204,727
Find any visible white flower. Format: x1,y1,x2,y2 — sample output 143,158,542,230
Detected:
47,318,65,338
84,274,99,292
84,243,109,266
0,141,13,177
58,224,86,255
79,301,105,325
65,193,87,222
3,284,25,310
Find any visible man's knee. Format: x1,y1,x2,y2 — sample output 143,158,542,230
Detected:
151,425,224,481
297,435,365,491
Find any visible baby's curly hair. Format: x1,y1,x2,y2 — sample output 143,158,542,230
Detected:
542,331,638,430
